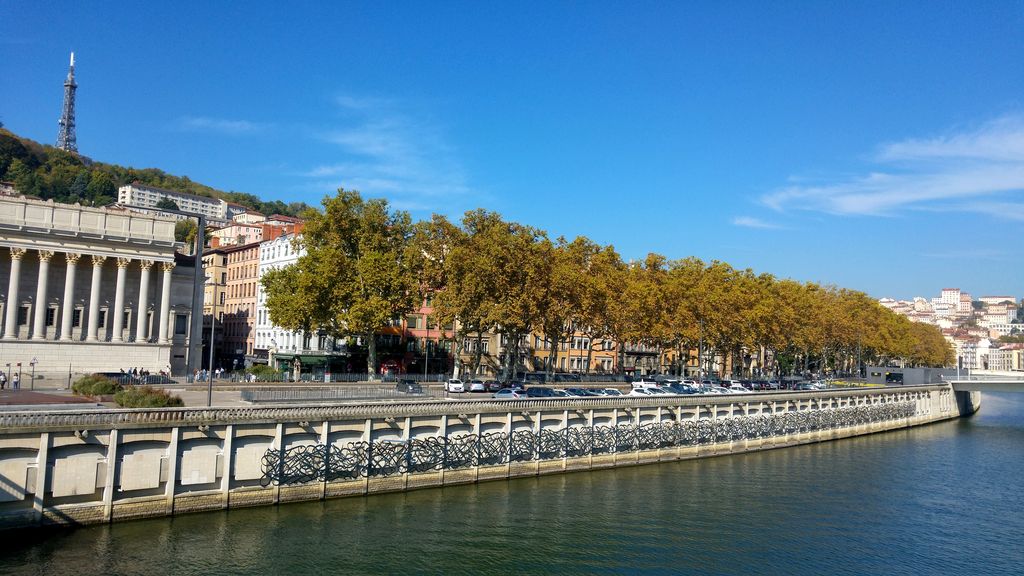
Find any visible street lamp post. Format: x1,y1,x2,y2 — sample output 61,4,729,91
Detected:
424,314,429,382
29,357,37,391
205,277,219,407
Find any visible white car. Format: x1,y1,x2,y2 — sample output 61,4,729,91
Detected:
493,388,526,400
603,388,624,396
727,384,751,393
629,387,655,396
467,379,487,393
445,379,465,393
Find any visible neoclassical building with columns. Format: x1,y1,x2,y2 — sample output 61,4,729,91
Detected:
0,195,197,384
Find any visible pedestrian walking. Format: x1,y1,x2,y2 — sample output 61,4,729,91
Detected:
0,371,6,390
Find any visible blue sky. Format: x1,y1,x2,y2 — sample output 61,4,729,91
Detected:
2,2,1022,300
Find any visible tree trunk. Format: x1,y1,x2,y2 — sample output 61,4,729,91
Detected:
367,333,378,377
546,334,558,376
472,333,484,377
585,341,595,374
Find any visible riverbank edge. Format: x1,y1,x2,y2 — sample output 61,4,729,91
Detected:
0,385,970,531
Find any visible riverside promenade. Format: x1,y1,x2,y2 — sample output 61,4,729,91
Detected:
0,384,978,530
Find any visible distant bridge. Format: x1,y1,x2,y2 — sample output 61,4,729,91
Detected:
945,374,1024,393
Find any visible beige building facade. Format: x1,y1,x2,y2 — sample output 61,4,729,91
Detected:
0,195,196,381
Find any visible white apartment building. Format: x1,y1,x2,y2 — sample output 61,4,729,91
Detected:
254,234,329,356
956,338,992,371
118,183,228,220
940,288,961,306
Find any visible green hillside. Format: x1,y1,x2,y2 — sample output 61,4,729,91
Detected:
0,128,309,217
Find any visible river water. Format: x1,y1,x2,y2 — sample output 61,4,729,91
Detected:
3,393,1023,575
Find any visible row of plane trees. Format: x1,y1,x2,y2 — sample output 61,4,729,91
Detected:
260,190,954,379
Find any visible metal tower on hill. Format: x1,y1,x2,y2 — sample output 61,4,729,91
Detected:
55,52,78,153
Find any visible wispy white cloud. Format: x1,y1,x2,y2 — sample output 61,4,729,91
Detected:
174,115,268,135
732,216,784,229
762,115,1024,220
302,94,473,209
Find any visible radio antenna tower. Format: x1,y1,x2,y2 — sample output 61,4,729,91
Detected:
56,52,78,153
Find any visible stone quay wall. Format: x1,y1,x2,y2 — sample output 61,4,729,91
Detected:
0,384,971,530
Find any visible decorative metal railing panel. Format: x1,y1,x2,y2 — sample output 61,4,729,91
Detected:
261,401,917,486
0,386,939,432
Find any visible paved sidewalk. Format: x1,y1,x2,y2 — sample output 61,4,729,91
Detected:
0,389,96,406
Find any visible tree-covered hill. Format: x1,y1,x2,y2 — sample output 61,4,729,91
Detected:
0,128,309,217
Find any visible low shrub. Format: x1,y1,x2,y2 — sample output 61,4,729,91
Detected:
72,375,122,396
114,386,184,408
246,364,283,381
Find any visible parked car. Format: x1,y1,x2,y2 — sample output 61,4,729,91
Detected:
445,379,465,393
395,379,423,394
467,379,487,393
628,387,655,396
727,384,751,393
551,389,570,397
602,388,624,396
632,378,659,388
525,387,557,398
493,388,526,400
485,380,502,392
665,383,698,395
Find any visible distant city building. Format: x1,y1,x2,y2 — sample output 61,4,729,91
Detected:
118,182,228,220
232,210,266,225
978,296,1016,306
209,222,264,247
940,288,961,306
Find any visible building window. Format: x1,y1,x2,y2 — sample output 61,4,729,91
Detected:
174,314,188,335
17,306,29,326
73,308,82,328
122,311,131,328
46,307,57,327
98,310,107,328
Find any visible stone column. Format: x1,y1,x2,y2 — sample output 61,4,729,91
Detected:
2,248,26,340
60,253,81,341
135,260,153,342
110,258,130,343
158,261,174,344
86,255,107,342
31,250,54,340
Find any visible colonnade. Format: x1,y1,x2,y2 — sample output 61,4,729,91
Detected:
2,246,176,344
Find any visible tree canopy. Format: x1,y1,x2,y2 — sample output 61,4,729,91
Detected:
261,189,422,376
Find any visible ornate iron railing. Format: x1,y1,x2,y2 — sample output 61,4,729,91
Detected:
261,401,917,486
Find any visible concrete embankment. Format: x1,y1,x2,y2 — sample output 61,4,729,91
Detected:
0,384,968,530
